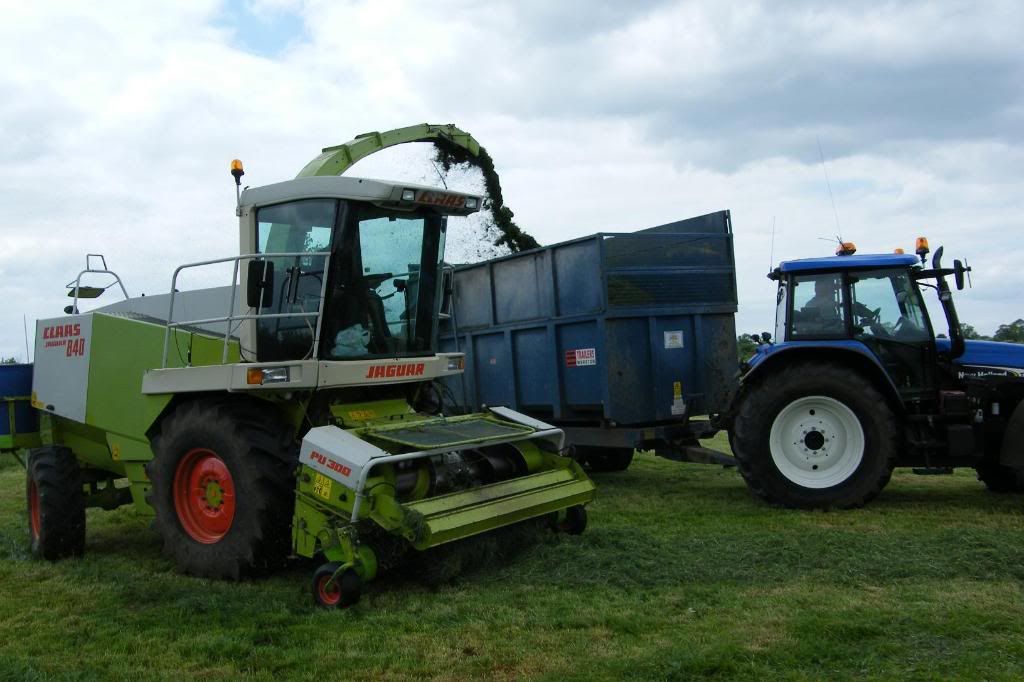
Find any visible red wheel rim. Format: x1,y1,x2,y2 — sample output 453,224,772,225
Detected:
28,480,41,539
173,448,236,544
317,574,342,606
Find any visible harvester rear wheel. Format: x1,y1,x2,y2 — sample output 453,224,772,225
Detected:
26,446,86,560
147,399,295,579
312,563,361,608
581,447,634,472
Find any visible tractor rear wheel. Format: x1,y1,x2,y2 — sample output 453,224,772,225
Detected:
147,399,296,579
975,462,1024,493
580,447,634,472
732,362,897,509
26,446,86,560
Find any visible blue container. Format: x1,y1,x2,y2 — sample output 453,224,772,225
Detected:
440,211,738,448
0,363,38,438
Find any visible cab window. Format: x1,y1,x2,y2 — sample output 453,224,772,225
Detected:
849,270,930,342
790,273,846,339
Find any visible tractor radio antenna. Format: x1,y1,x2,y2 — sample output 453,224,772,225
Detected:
767,216,776,274
816,136,842,237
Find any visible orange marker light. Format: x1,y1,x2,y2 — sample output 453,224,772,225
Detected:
835,242,857,256
894,248,905,254
231,159,245,186
246,368,264,385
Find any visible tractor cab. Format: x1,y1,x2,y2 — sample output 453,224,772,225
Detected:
235,176,482,364
761,241,974,403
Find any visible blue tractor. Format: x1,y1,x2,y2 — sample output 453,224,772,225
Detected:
729,239,1024,509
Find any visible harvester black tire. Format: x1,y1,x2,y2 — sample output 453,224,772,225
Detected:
26,446,86,560
581,447,634,472
312,563,361,608
732,362,897,510
975,462,1024,493
147,398,296,580
557,505,588,535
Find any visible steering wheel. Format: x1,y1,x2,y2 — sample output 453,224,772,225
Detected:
854,303,886,336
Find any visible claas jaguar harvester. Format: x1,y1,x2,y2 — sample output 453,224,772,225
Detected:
7,125,595,607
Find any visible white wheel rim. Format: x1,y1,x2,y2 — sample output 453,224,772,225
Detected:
769,395,864,489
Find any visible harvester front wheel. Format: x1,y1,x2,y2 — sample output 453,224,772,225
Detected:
147,399,295,579
26,446,86,560
312,563,361,608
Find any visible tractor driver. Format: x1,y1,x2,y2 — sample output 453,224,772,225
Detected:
796,277,843,335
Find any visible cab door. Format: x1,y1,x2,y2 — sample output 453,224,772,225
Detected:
847,268,936,400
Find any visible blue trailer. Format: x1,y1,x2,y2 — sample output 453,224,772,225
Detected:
439,211,739,471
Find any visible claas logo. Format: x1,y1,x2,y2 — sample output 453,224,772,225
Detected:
416,191,466,209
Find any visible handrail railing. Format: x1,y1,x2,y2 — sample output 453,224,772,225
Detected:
66,254,130,313
160,251,332,368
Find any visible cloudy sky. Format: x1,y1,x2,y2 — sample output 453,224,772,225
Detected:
1,0,1022,360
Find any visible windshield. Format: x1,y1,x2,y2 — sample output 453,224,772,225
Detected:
254,199,336,361
323,206,446,360
849,269,931,342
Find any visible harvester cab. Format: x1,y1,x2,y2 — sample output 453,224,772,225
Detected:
12,126,595,608
729,238,1024,510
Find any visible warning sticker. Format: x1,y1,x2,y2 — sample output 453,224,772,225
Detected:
565,348,597,367
664,330,684,349
671,380,687,416
312,473,333,500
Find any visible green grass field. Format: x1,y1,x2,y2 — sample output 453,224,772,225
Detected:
3,437,1024,681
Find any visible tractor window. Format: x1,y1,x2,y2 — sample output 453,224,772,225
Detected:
849,270,930,342
253,199,338,361
790,273,846,339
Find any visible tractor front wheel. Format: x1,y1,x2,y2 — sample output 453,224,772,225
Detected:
26,446,86,560
147,399,295,579
975,462,1024,493
732,362,897,509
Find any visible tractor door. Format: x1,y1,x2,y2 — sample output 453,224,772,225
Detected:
847,268,937,400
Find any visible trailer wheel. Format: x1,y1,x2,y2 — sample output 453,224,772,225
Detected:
26,446,86,560
147,399,295,579
975,462,1024,493
732,362,897,509
312,563,361,608
581,447,634,472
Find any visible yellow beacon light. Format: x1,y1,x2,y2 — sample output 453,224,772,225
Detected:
835,241,857,256
231,159,245,183
915,236,930,263
894,248,905,254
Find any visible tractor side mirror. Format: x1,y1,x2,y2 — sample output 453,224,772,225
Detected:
953,259,968,291
439,268,454,317
246,260,275,308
